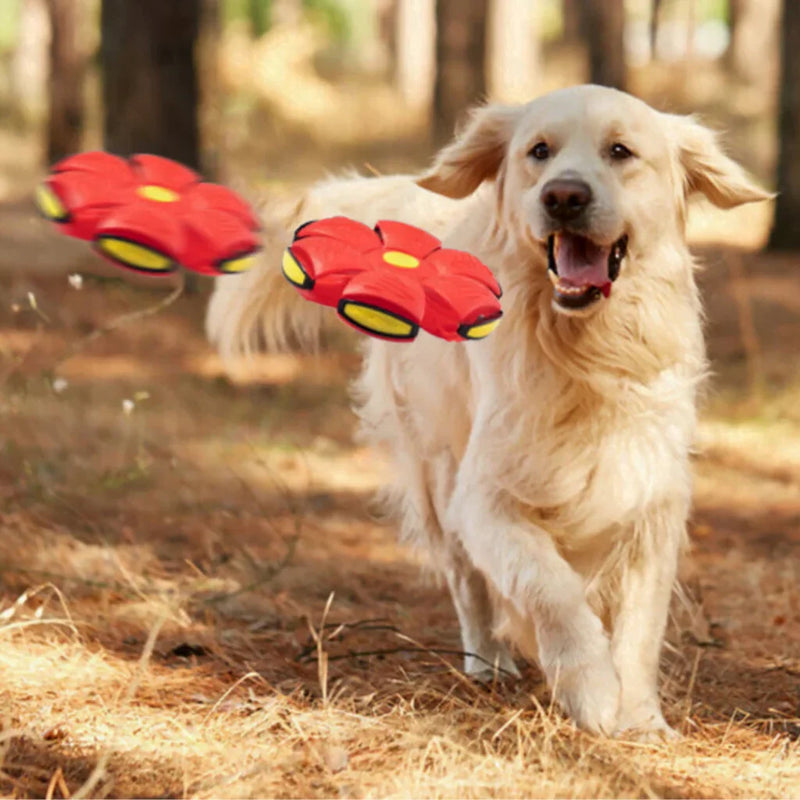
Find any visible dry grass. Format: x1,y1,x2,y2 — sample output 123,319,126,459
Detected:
0,240,798,798
1,42,799,798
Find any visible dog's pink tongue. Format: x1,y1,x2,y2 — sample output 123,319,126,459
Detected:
555,234,610,288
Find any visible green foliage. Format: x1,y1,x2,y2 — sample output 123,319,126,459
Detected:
701,0,731,23
302,0,351,44
249,0,272,37
222,0,272,36
0,0,20,53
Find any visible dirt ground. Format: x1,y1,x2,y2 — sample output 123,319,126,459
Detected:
2,55,800,797
0,192,798,799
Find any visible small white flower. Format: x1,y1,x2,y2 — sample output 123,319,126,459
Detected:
122,398,135,416
68,273,83,290
52,377,69,394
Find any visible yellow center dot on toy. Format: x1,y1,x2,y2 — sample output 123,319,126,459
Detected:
137,185,180,203
382,251,419,269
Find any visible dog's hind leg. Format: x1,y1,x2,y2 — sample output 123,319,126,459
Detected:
424,454,519,680
443,543,520,680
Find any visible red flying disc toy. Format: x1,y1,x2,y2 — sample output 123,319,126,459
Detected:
36,151,261,276
282,217,503,342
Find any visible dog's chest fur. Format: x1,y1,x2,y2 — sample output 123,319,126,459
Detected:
429,257,705,548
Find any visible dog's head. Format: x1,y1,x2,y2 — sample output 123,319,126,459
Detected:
418,85,771,317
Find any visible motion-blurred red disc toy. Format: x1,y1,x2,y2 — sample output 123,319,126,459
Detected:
282,217,503,342
36,151,261,276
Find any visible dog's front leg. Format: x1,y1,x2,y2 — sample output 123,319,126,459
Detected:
610,503,686,741
448,484,620,734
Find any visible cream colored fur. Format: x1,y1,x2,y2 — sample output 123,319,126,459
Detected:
207,86,770,738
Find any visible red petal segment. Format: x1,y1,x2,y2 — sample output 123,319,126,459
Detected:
43,172,132,240
424,248,502,297
288,236,366,306
294,217,382,253
340,267,426,326
375,220,441,260
52,151,135,183
183,182,260,230
47,171,131,211
181,209,261,274
94,201,185,264
130,154,200,191
420,274,503,341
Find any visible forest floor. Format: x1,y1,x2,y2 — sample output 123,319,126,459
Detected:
1,49,800,799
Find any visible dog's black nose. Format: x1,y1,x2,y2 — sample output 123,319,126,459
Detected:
541,178,593,222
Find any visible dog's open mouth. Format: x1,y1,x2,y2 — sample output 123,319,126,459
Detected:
546,233,628,310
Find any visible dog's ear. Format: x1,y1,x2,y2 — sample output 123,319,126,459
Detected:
416,104,522,199
672,115,773,209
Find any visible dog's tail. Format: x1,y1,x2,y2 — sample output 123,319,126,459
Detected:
206,173,462,358
205,214,327,358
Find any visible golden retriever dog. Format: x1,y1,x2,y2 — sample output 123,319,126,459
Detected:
207,85,769,739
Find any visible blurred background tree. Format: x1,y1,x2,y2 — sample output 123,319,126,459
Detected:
100,0,203,171
44,0,87,163
580,0,627,89
768,0,800,250
432,0,487,144
0,0,791,249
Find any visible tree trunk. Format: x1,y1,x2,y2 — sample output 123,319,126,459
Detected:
11,0,49,126
649,0,662,58
45,0,85,164
487,0,538,102
727,0,779,88
562,0,581,42
581,0,626,90
768,0,800,250
100,0,201,170
395,0,435,111
199,0,222,180
432,0,487,145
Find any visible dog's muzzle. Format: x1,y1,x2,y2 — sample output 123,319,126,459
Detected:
546,232,628,310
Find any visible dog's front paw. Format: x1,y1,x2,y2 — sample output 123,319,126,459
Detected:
554,653,621,735
539,611,621,735
613,708,679,743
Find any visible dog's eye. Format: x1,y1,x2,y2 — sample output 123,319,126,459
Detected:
528,142,550,161
609,143,634,161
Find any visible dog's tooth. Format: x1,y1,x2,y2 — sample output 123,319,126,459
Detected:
548,270,559,287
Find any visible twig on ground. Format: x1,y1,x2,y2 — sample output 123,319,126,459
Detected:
295,619,519,681
306,592,336,706
53,279,185,371
45,766,70,800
